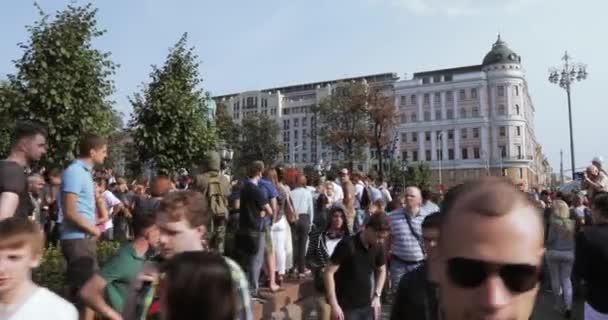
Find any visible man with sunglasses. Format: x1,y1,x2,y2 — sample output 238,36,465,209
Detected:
432,177,544,320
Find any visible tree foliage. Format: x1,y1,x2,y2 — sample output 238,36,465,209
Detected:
215,102,239,149
367,87,397,181
314,82,369,170
234,113,282,174
129,33,216,174
0,3,119,166
387,162,433,192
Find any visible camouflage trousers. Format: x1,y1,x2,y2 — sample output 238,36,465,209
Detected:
210,216,227,255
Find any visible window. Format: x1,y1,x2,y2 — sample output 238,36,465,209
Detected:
294,118,299,127
302,117,307,127
448,130,454,140
424,94,430,104
435,111,442,120
401,151,408,161
498,105,506,115
501,145,507,158
302,129,307,138
283,119,290,130
500,126,506,137
460,108,467,118
471,88,478,99
302,141,307,150
401,133,408,143
472,107,479,117
412,151,419,161
412,132,418,142
473,128,479,138
498,86,505,97
517,145,522,158
446,91,453,102
461,128,468,139
425,150,432,161
400,96,407,105
434,93,441,103
447,109,454,119
515,104,521,115
425,131,431,141
423,77,430,84
474,147,480,159
424,111,431,121
410,94,417,105
515,86,520,96
294,153,299,162
437,149,443,160
445,74,453,81
433,75,441,83
519,168,524,179
400,114,407,123
302,153,307,162
294,130,299,140
462,148,469,159
459,89,466,100
516,126,521,136
448,149,454,160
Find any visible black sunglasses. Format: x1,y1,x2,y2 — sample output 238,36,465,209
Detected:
446,257,542,293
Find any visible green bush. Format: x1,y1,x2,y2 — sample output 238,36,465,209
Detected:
33,241,121,295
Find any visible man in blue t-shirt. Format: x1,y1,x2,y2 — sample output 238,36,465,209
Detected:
59,134,108,316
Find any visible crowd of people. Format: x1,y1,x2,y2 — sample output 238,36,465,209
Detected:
1,121,608,320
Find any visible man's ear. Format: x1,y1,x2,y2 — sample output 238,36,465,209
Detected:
30,253,42,269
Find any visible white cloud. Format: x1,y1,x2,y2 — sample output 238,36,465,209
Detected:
371,0,537,16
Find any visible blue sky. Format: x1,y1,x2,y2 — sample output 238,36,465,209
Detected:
1,0,606,171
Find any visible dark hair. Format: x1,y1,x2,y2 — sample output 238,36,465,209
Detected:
364,212,391,232
325,205,351,236
162,252,237,320
592,192,608,219
421,189,432,201
79,134,107,157
422,211,442,230
95,177,107,188
275,165,285,182
11,121,47,147
247,161,264,178
540,190,550,197
132,212,157,238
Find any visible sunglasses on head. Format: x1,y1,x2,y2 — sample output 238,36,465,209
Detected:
446,257,542,293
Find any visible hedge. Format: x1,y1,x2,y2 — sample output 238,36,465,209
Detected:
33,241,121,294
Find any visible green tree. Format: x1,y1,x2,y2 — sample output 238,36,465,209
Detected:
366,87,397,182
0,3,119,167
314,82,369,170
129,33,216,173
405,162,433,191
215,102,239,149
234,113,282,174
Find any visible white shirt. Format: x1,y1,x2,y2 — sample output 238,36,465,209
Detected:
101,190,121,230
290,187,314,224
380,188,393,204
325,236,341,257
9,287,77,320
332,181,344,203
354,182,365,209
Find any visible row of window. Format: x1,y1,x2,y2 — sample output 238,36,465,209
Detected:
400,85,521,106
400,126,522,144
399,104,522,123
401,144,520,162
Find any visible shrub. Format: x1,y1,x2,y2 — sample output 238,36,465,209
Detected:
33,241,121,295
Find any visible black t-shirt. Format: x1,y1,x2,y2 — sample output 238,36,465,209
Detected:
0,160,32,218
132,195,161,217
238,180,268,232
575,224,608,313
330,233,386,309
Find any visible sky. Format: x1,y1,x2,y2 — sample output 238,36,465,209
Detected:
1,0,606,172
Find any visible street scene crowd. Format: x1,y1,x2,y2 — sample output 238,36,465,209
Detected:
1,122,608,320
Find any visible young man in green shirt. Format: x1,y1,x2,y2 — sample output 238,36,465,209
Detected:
80,213,160,320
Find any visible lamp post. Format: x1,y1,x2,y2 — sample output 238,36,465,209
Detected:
314,158,332,178
219,146,234,178
401,158,409,191
436,132,443,186
548,51,588,180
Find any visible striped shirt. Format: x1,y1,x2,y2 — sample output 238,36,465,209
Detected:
389,207,432,262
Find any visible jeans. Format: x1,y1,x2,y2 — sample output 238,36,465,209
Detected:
295,214,311,273
246,232,266,294
390,257,423,294
546,249,574,310
343,306,373,320
61,238,98,308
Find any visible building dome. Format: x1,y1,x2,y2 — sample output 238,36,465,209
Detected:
482,35,521,66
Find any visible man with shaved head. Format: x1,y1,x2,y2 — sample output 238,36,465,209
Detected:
388,186,433,292
433,177,544,320
584,165,608,200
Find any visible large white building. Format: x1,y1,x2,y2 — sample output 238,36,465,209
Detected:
214,36,550,189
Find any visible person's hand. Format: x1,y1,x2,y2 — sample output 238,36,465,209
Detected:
330,303,344,320
105,309,123,320
371,296,382,319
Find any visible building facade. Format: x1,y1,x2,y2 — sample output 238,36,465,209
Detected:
213,36,551,189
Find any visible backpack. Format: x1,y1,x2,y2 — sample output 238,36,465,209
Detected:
206,173,228,218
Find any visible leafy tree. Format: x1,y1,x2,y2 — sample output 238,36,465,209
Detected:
0,3,119,167
234,113,282,173
215,102,239,149
129,33,216,174
314,82,369,170
366,87,397,182
405,162,433,191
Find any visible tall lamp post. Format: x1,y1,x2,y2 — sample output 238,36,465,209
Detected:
548,51,588,180
401,158,409,192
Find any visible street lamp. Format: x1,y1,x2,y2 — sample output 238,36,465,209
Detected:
436,132,443,186
548,51,588,179
314,158,332,177
219,146,234,177
401,157,409,191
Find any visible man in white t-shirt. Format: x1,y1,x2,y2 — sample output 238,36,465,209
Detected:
95,178,123,241
0,217,77,320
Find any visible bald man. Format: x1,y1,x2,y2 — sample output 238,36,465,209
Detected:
432,177,544,320
27,174,46,223
388,186,433,292
584,165,608,199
